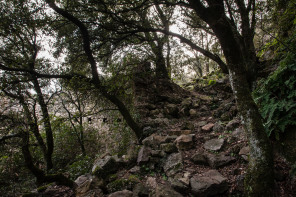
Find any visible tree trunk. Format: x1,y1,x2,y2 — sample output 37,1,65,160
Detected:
228,65,274,196
32,76,54,171
21,130,75,188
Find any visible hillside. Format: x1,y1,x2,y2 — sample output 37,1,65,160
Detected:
31,74,295,197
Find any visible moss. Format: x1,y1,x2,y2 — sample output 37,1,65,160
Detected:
37,183,51,192
106,176,140,193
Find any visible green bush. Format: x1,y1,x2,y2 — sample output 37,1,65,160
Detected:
67,155,93,180
254,52,296,138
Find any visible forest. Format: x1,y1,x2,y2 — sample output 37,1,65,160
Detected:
0,0,296,196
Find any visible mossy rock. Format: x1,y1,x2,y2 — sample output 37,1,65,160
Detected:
106,175,140,193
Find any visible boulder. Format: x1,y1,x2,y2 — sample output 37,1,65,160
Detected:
137,146,152,164
204,139,224,151
202,123,215,132
108,190,133,197
190,170,228,196
175,135,194,151
92,156,118,178
163,153,183,177
191,152,208,166
75,175,93,195
206,153,236,168
169,178,188,193
155,184,183,197
75,174,103,196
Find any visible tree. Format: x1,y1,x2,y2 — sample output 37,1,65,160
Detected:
181,0,274,195
0,0,75,187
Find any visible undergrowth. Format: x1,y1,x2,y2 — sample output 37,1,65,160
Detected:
254,52,296,138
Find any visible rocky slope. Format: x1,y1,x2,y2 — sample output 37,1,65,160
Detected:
35,75,295,197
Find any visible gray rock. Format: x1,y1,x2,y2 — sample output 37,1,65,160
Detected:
168,178,188,194
92,156,118,178
239,146,250,161
197,121,207,127
202,123,215,132
226,119,240,131
129,166,140,174
75,174,103,196
175,135,194,151
204,139,225,151
155,184,183,197
178,172,191,186
137,146,152,164
163,153,183,177
206,153,236,168
191,152,208,166
108,190,133,197
189,109,197,117
142,134,167,148
231,127,246,141
190,170,228,196
160,143,178,153
146,177,157,189
213,122,224,133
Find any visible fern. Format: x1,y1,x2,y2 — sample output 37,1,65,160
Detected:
254,52,296,137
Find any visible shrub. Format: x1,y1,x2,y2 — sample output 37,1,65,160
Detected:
254,52,296,138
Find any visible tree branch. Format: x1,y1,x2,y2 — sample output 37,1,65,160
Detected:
0,133,22,144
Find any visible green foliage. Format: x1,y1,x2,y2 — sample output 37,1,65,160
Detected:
67,155,93,180
254,52,296,137
208,80,216,86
